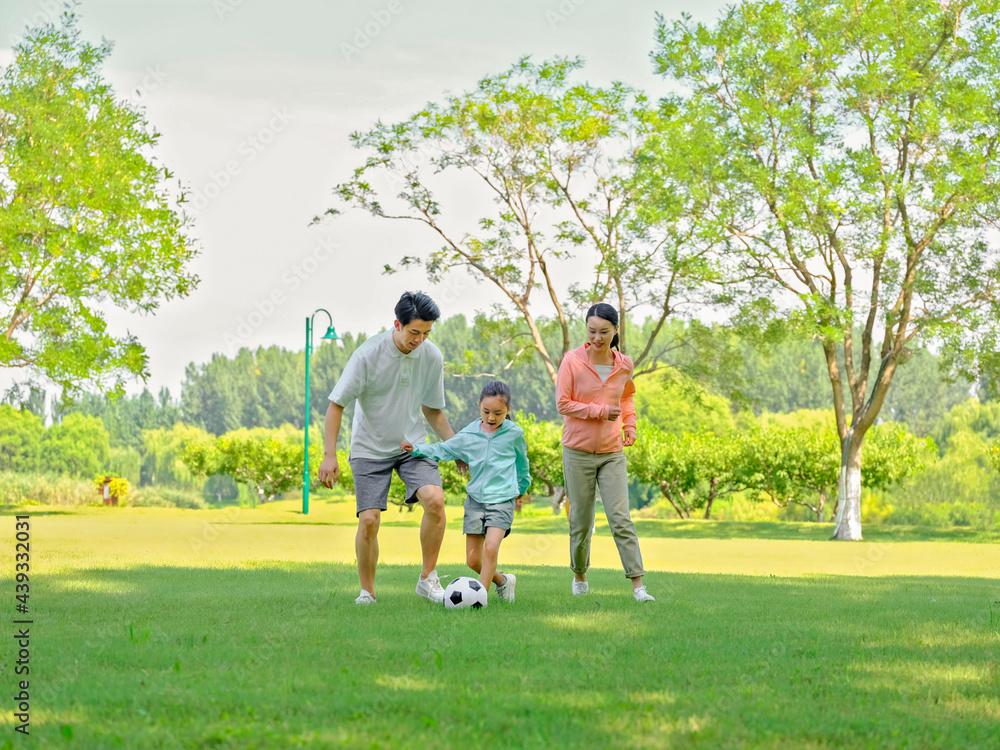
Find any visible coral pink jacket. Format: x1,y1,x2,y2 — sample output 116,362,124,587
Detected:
555,344,637,453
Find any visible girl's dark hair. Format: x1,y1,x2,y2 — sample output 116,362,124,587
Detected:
479,380,514,421
395,291,441,325
586,303,620,350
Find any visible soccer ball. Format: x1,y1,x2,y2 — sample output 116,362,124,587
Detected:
444,576,488,609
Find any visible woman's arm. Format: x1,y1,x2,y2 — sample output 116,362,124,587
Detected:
555,361,609,420
621,376,637,430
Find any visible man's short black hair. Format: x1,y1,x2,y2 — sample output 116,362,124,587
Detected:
394,291,440,325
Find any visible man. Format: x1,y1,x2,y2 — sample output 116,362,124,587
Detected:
318,291,465,604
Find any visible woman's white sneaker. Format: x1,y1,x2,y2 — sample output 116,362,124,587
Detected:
355,589,376,605
632,585,655,602
572,580,589,595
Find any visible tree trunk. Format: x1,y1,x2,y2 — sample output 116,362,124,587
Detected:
831,431,863,540
660,482,687,519
817,487,827,523
704,477,718,519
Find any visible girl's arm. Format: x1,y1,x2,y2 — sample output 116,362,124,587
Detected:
514,434,532,496
404,433,469,463
555,361,609,420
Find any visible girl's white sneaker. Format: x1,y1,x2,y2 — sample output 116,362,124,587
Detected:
572,580,589,595
355,589,376,605
496,573,517,603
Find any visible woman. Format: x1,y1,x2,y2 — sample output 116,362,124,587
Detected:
555,303,655,602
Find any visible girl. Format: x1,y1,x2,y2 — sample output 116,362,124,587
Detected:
401,380,531,604
555,303,655,602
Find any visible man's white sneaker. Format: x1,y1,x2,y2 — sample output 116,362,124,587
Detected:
415,570,446,603
495,573,517,603
633,585,656,602
355,589,376,605
572,580,589,596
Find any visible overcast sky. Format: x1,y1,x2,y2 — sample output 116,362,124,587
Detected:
1,0,730,398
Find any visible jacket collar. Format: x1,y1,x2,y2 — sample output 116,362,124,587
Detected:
462,418,515,436
570,343,622,369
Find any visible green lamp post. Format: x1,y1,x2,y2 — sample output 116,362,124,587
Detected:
304,308,338,515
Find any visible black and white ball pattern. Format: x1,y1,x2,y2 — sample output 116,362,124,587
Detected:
444,576,488,609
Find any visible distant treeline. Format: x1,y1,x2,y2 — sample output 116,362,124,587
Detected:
2,312,997,527
8,313,982,447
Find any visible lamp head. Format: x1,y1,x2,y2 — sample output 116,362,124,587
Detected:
321,326,339,341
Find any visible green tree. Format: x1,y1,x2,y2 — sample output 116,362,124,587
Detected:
181,336,366,440
73,387,181,449
880,429,998,525
877,349,973,436
140,423,212,489
734,338,839,415
0,404,44,472
633,368,735,437
182,430,309,504
864,422,936,494
650,0,1000,540
323,57,713,383
181,349,266,435
2,383,46,418
690,431,746,518
630,425,703,518
432,314,563,425
737,422,931,522
43,412,109,477
517,412,564,497
932,398,1000,452
0,12,197,395
107,446,141,487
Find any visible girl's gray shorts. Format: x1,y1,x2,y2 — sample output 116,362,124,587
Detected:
463,496,515,538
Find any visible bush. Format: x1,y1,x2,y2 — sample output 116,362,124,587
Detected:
863,488,999,529
885,501,996,529
0,471,95,505
129,487,207,510
860,492,895,526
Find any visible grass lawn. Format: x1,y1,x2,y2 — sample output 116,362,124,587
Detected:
2,499,998,748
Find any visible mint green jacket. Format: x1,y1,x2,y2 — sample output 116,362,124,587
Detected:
411,419,531,504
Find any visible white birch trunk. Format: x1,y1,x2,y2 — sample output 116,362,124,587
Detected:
831,433,863,540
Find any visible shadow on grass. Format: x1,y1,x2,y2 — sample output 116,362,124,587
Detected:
230,512,1000,544
35,562,1000,748
0,505,77,516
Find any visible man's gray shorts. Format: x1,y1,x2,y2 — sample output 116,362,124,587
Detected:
463,497,515,538
350,452,441,516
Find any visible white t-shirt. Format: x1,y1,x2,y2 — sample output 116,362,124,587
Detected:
329,330,446,459
594,364,613,383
